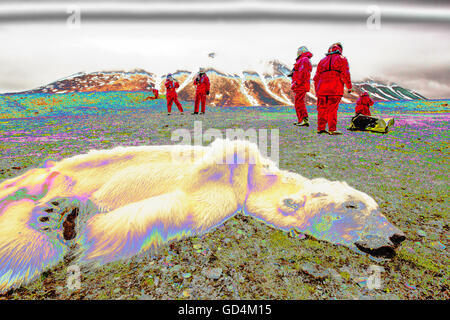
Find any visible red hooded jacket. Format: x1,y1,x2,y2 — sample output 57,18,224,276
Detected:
165,79,179,98
291,51,313,93
313,47,352,96
194,73,210,95
355,92,374,116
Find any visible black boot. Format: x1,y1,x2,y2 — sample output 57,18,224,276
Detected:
298,118,309,127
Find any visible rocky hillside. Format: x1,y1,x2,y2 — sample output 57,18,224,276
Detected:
12,62,427,106
16,69,156,95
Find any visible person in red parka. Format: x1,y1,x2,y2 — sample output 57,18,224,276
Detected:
355,92,374,116
165,73,183,115
313,42,352,135
192,68,210,115
291,46,313,127
143,87,159,101
349,92,394,133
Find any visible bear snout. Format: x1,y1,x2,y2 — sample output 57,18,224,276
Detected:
389,233,406,246
355,230,406,258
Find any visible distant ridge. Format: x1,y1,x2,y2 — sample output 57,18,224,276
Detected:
8,62,427,106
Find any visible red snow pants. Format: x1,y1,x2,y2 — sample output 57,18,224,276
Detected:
167,95,183,113
194,92,207,113
294,91,308,122
317,95,342,132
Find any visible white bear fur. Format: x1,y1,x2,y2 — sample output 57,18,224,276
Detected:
0,139,400,293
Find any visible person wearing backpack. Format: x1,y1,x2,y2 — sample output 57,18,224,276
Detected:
313,42,352,135
290,46,313,127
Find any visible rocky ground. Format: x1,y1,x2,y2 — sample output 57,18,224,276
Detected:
0,101,448,300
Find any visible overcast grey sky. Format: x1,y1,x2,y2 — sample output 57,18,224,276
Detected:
0,0,449,98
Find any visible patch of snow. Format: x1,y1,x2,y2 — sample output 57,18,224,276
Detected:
307,92,317,101
258,73,291,105
239,73,258,106
341,97,352,103
177,69,198,92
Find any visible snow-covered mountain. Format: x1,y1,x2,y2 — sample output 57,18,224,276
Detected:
11,61,427,106
16,69,156,94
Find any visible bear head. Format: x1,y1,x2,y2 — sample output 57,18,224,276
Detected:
246,169,406,258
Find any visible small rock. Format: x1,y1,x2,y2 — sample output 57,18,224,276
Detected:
300,264,328,279
327,268,343,283
182,273,192,279
339,265,358,280
139,294,152,300
182,290,191,298
142,265,152,272
430,241,446,250
171,265,182,273
113,288,121,294
417,229,427,237
202,267,223,280
137,272,145,280
404,282,417,290
353,276,368,288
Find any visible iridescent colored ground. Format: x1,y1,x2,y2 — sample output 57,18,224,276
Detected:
0,93,448,299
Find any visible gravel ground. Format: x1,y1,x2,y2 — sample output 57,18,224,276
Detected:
0,100,448,300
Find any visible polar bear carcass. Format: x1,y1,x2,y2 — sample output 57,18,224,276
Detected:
0,139,405,293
